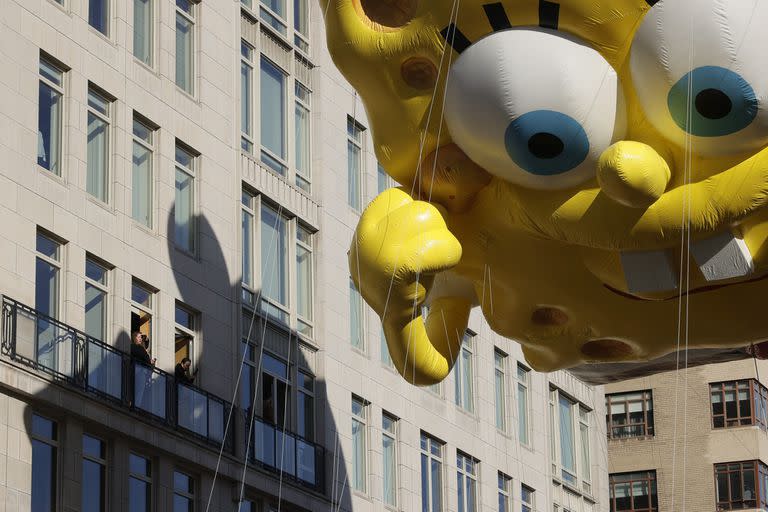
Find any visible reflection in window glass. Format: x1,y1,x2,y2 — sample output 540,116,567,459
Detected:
32,414,57,512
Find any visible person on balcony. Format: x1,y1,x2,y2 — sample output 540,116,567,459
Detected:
130,331,156,366
174,357,197,385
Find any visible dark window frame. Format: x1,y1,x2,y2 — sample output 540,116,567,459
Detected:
609,470,658,512
606,390,654,439
714,460,768,510
710,380,768,430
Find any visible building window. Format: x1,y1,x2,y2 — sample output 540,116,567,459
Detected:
36,232,64,372
297,371,314,441
381,327,393,367
172,471,194,512
240,42,254,153
32,414,58,512
382,413,398,507
296,224,313,336
260,0,287,36
239,336,256,410
82,434,106,512
420,432,443,512
609,471,658,512
456,452,478,512
260,57,287,175
550,388,592,489
580,407,591,494
498,473,511,512
174,303,195,367
711,380,768,429
517,364,530,445
293,0,309,52
84,257,109,341
454,332,474,413
349,279,364,350
261,352,290,425
558,392,577,484
347,117,364,211
131,115,154,227
715,461,768,511
38,55,65,175
175,0,195,94
128,453,152,512
606,390,654,438
351,396,368,492
174,142,196,253
238,500,256,512
86,86,111,202
133,0,153,65
377,163,394,194
88,0,109,35
294,82,311,191
494,349,507,431
241,190,314,336
521,484,535,512
130,279,153,349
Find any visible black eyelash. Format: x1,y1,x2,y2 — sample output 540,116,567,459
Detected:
440,23,472,53
539,1,560,30
483,3,512,31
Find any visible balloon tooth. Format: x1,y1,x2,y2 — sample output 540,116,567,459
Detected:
690,231,754,282
620,249,678,294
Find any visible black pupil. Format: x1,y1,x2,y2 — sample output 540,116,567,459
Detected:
695,88,732,120
528,132,564,159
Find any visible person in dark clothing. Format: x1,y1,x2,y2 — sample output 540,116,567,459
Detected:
130,331,156,366
174,357,196,385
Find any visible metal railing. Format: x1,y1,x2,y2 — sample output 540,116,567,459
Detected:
1,296,234,453
247,412,325,492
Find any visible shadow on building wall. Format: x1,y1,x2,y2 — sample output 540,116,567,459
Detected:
10,207,352,512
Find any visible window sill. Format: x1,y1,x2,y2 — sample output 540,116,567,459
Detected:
47,0,70,16
173,245,199,263
551,474,593,502
174,85,199,104
241,151,317,205
87,25,115,47
37,165,67,186
607,434,655,442
85,194,116,216
131,219,158,237
133,57,159,77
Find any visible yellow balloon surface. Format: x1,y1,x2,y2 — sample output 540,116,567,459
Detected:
325,0,768,384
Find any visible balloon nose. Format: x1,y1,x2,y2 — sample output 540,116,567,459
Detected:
597,141,671,208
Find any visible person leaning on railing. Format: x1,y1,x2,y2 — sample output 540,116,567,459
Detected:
174,357,197,385
130,331,156,366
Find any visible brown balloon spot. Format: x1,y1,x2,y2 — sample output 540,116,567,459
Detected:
357,0,418,28
401,57,438,90
581,339,634,359
531,307,569,326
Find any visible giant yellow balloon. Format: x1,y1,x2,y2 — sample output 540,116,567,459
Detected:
324,0,768,384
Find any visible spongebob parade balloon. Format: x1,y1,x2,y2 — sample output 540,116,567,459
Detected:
323,0,768,384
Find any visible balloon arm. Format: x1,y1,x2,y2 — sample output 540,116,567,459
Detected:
383,296,472,386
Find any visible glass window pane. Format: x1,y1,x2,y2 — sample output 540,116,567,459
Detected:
262,353,288,379
133,119,152,143
295,86,310,183
260,58,286,167
559,396,576,472
242,210,253,286
175,168,194,252
38,82,62,174
241,60,252,139
133,0,153,65
131,283,152,307
294,0,308,36
296,243,312,321
88,90,109,115
132,141,152,226
129,454,149,476
85,283,106,341
176,0,193,14
86,259,107,284
87,111,109,201
347,140,361,210
32,439,56,512
39,59,63,86
32,414,56,439
36,234,59,260
175,305,192,329
260,205,288,306
175,13,193,92
262,0,285,17
349,280,363,349
89,0,109,35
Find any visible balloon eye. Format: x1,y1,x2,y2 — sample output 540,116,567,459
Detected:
504,110,590,176
668,66,758,137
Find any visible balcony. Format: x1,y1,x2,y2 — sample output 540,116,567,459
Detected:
0,296,234,453
246,412,325,492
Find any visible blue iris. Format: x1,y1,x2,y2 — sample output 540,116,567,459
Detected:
668,66,757,137
504,110,590,176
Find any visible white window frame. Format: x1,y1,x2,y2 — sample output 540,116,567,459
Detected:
494,349,507,432
31,413,60,511
174,0,196,95
420,432,444,512
549,387,593,492
130,278,154,351
36,231,63,318
456,451,478,512
382,412,398,508
294,80,311,192
295,223,313,336
241,41,255,154
81,433,107,512
241,0,310,54
521,484,535,512
174,302,196,367
87,0,111,37
132,0,154,66
38,54,66,176
128,452,152,512
453,332,474,414
84,256,110,341
259,56,288,176
377,162,395,196
349,279,365,351
297,370,315,441
173,141,197,255
347,117,365,212
86,85,111,203
351,395,368,493
498,472,511,512
131,114,155,228
518,364,531,445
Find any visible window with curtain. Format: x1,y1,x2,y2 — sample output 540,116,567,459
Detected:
38,55,64,175
606,390,654,438
241,42,254,153
175,0,195,94
133,0,153,65
296,225,313,336
453,332,474,413
559,394,577,484
260,203,289,322
382,413,398,507
551,388,593,490
260,57,287,175
89,0,109,36
174,143,196,253
494,349,507,431
86,87,110,202
420,432,443,512
714,461,768,511
351,396,367,492
710,380,767,429
347,117,364,211
517,364,530,445
131,116,154,227
295,82,311,191
293,0,309,51
82,434,106,512
349,279,364,350
32,414,59,512
84,257,108,341
498,473,511,512
456,452,478,512
609,471,658,512
129,453,152,512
